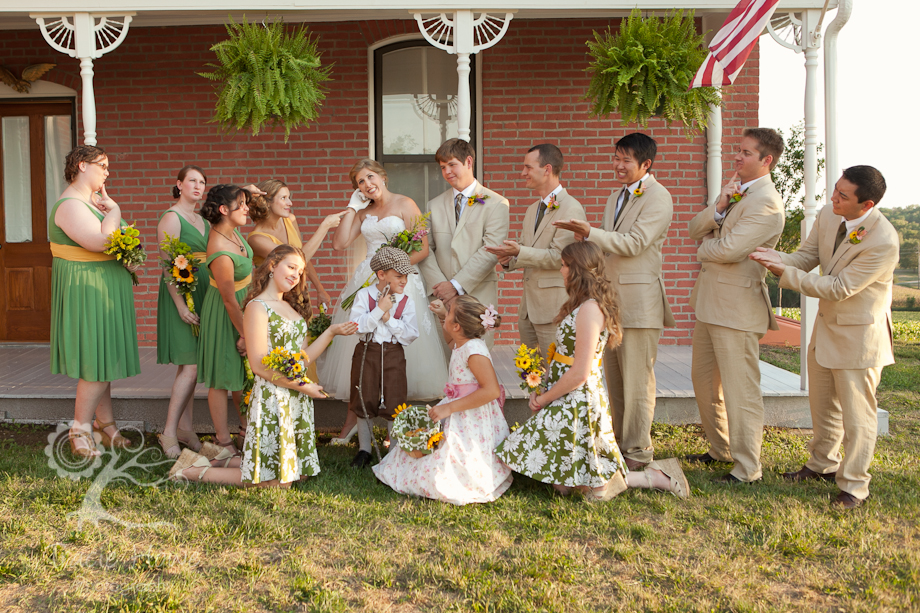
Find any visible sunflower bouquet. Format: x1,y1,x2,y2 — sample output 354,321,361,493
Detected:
160,233,202,335
514,344,546,394
392,403,444,458
261,346,313,387
104,224,147,285
307,302,332,345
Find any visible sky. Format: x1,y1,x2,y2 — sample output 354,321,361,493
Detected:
758,0,920,209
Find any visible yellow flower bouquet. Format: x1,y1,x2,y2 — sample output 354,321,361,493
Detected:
104,224,147,285
160,233,202,335
392,403,444,458
514,344,546,393
261,346,314,388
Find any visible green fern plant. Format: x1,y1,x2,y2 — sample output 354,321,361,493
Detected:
199,17,332,141
585,9,721,135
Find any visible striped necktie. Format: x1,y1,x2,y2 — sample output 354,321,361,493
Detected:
455,193,463,224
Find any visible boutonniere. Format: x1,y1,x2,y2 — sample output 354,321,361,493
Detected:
848,226,867,244
467,193,488,207
729,188,748,204
546,194,559,210
632,180,645,197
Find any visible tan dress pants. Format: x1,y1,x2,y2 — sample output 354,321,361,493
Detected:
517,311,557,361
691,321,765,482
805,342,882,500
605,327,661,464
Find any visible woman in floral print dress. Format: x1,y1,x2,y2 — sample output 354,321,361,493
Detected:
167,245,357,486
496,242,690,500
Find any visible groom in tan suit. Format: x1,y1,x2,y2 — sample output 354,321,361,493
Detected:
750,166,897,509
555,133,675,469
485,144,586,358
686,127,785,484
419,139,509,346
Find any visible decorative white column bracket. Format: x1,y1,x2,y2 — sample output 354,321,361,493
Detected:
30,12,135,146
412,11,514,142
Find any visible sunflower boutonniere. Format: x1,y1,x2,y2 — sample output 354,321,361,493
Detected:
848,226,868,245
467,193,489,207
729,188,748,204
546,194,560,210
632,180,645,197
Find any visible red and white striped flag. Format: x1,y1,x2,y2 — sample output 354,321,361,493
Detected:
691,0,781,88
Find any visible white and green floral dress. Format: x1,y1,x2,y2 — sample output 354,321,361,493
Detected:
240,300,320,484
495,301,627,487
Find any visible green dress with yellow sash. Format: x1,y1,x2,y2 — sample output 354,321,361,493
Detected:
48,198,140,382
196,230,253,390
156,211,211,365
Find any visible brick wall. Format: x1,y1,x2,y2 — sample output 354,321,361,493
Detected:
0,18,759,347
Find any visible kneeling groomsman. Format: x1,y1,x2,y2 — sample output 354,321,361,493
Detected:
486,144,585,358
554,133,675,470
750,166,897,509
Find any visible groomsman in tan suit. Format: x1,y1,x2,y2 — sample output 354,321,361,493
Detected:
750,166,897,509
484,144,586,358
419,139,510,346
555,133,675,470
686,128,785,484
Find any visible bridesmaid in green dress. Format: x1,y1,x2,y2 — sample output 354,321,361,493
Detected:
50,145,140,458
197,184,261,455
156,165,210,458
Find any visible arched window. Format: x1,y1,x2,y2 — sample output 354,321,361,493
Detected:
374,40,477,210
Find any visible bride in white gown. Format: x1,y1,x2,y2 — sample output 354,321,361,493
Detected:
318,159,450,420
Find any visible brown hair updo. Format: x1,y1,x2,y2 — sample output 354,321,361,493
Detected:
172,165,208,199
243,244,312,320
200,184,250,225
450,295,502,340
64,145,106,183
554,241,622,347
249,179,289,223
349,159,388,189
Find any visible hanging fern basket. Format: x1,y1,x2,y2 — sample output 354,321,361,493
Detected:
199,17,332,141
585,9,721,135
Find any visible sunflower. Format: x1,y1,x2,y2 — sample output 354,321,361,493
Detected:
515,356,532,370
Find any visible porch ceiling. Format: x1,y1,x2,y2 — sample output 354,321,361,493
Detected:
0,0,836,30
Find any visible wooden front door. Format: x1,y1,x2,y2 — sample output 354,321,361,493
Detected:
0,100,74,342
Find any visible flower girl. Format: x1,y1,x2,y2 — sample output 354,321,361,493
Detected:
496,242,689,500
168,245,357,487
373,296,513,505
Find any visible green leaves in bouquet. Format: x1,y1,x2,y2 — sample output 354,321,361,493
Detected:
199,16,332,141
585,8,721,135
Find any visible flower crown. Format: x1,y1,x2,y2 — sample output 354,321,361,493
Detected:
480,304,498,329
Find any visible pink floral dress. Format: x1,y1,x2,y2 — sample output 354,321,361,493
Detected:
372,338,513,505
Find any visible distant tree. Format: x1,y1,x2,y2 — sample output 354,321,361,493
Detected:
771,121,826,253
880,204,920,269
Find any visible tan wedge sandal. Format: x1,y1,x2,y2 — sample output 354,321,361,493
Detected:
168,449,212,482
176,428,202,452
93,420,130,449
69,430,101,458
200,442,236,467
157,434,182,459
647,458,691,499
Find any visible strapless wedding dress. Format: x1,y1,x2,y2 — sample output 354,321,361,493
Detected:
317,214,450,401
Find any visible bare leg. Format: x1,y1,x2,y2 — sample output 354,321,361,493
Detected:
625,468,671,490
338,409,358,439
207,388,233,447
162,365,198,455
72,379,110,455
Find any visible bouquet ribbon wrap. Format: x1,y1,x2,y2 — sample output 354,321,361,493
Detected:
443,382,506,411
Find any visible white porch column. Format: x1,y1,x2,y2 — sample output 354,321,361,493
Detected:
824,1,854,198
413,11,514,142
31,13,134,146
706,103,723,204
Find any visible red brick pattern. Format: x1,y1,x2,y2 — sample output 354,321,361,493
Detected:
0,19,758,346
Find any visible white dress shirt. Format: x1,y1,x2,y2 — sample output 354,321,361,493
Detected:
714,174,768,223
843,208,873,235
449,179,481,296
614,173,650,221
351,285,419,346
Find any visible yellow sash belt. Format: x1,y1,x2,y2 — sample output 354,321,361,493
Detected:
547,342,602,368
191,251,207,262
209,274,252,292
50,243,115,262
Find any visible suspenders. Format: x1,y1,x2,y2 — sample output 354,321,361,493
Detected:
368,294,409,320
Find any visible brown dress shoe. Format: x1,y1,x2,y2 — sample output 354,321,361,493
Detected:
624,457,649,471
831,491,866,509
783,465,837,482
684,452,728,465
713,473,760,484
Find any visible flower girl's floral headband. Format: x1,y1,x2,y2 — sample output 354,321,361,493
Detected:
480,304,498,330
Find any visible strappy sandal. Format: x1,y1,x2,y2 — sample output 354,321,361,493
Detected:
330,424,358,446
157,434,182,459
200,442,236,467
93,420,130,449
647,458,691,499
69,429,101,458
177,428,202,452
168,449,211,482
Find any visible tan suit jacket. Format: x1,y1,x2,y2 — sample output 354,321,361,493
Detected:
779,205,897,370
506,188,585,325
689,176,784,333
419,184,510,307
588,174,676,329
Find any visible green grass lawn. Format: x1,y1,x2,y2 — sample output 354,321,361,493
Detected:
2,341,919,612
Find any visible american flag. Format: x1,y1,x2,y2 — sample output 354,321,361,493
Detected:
691,0,781,88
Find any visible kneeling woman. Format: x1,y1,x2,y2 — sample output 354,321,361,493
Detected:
495,242,690,500
169,245,358,486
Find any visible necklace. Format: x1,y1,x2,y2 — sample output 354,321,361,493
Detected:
214,228,245,254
